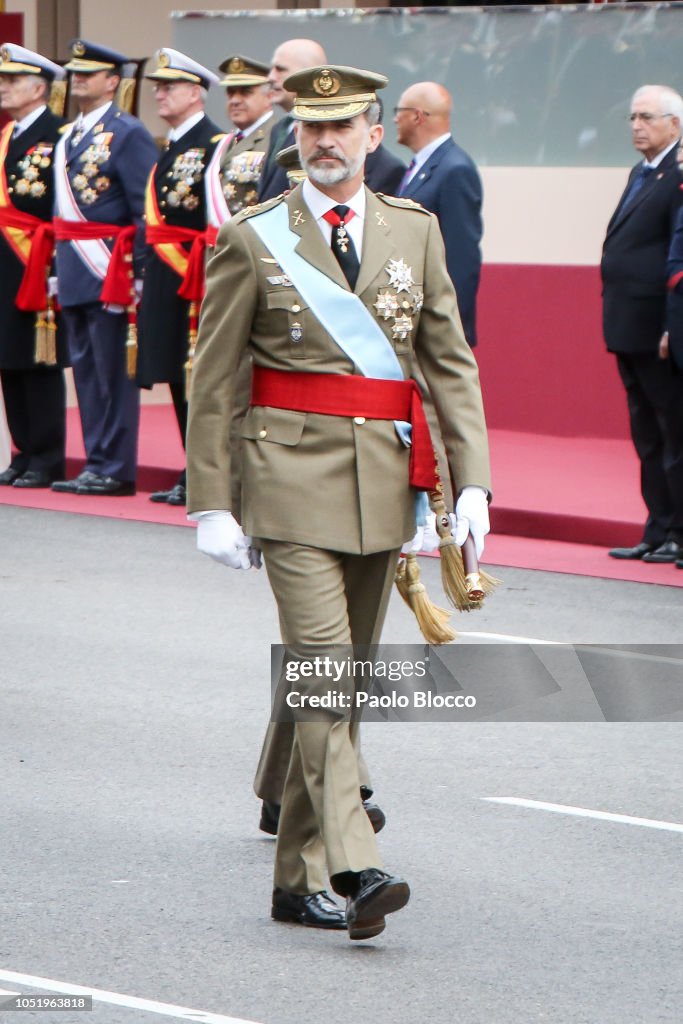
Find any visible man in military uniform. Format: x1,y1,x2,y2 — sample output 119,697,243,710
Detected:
51,40,157,496
212,55,273,219
135,48,221,508
0,44,67,488
187,66,491,940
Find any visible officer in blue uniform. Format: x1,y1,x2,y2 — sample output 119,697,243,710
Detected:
52,40,158,496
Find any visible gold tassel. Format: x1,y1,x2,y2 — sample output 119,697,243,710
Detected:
184,301,198,399
49,79,67,117
126,313,138,378
43,299,57,365
34,311,47,364
395,553,457,645
430,482,501,613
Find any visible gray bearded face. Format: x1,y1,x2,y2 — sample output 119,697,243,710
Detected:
300,144,366,186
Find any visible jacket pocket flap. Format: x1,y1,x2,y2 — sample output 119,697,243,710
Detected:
241,406,306,445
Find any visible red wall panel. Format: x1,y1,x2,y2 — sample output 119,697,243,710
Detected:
476,264,630,440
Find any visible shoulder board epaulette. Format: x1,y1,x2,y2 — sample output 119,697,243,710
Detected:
234,193,286,223
211,133,227,144
376,193,429,213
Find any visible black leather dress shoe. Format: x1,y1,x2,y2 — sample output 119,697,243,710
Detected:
259,800,280,836
676,559,683,570
0,466,21,485
360,787,386,834
342,869,410,941
52,470,101,493
149,483,186,506
608,542,656,560
642,540,683,563
77,475,136,496
260,791,386,837
13,470,54,489
271,888,346,929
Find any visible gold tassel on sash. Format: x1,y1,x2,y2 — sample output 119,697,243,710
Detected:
126,306,138,377
44,296,57,365
34,310,48,364
184,300,198,398
395,553,457,645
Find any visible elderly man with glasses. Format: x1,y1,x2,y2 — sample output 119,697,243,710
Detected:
602,84,683,566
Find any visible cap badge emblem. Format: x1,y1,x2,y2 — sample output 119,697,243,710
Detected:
313,69,340,97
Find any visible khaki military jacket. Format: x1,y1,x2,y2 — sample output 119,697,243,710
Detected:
187,185,491,555
219,114,274,215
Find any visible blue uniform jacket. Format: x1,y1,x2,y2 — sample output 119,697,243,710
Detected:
54,102,158,307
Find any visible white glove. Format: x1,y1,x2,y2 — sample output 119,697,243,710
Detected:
401,524,424,555
196,510,257,570
454,486,490,559
47,276,59,299
134,278,144,302
401,512,441,555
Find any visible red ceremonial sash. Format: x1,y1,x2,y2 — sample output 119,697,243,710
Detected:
250,367,438,491
144,165,207,303
0,122,58,311
54,217,136,306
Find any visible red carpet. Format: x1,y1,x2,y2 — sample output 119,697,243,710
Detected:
1,404,680,588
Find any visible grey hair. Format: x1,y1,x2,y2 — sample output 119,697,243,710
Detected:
632,84,683,124
199,86,208,104
365,101,381,128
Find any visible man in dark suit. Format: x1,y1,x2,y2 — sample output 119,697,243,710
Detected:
602,84,683,564
395,81,482,348
51,40,158,497
135,48,222,508
364,98,405,197
257,38,327,203
0,44,67,489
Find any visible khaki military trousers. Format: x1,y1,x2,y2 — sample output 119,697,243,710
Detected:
260,540,399,894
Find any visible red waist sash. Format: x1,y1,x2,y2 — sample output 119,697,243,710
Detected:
250,366,437,490
144,223,207,303
53,217,136,306
0,207,55,312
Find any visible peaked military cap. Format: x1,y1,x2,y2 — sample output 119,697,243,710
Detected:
64,39,128,73
145,47,219,89
218,54,269,88
276,143,306,184
0,43,65,81
285,65,388,122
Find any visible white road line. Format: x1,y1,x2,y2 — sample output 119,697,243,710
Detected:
483,797,683,834
0,988,19,995
459,630,562,645
0,970,262,1024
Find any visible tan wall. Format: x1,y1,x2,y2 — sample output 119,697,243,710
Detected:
5,0,37,49
481,167,629,267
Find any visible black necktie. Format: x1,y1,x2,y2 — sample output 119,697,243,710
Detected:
621,164,655,212
323,205,360,289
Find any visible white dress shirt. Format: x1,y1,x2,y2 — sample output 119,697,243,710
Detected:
302,178,366,259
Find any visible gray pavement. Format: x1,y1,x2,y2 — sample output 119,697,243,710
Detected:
1,505,682,1024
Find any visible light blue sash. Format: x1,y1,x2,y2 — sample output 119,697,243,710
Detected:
248,201,404,381
247,201,428,523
